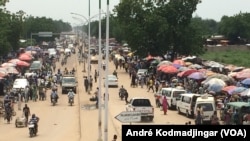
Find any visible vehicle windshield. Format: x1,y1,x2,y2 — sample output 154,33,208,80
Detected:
173,91,185,97
62,78,76,83
31,63,40,68
131,99,151,107
197,103,214,111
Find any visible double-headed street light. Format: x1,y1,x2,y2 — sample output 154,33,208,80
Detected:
72,17,86,72
71,12,91,81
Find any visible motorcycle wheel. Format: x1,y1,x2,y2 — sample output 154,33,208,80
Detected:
29,129,33,137
70,102,73,106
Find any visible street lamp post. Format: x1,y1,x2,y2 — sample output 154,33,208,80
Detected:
104,1,110,141
71,11,106,95
71,19,86,73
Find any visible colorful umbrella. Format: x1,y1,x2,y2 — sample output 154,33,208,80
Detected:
240,89,250,96
235,72,250,79
177,69,198,77
202,78,226,87
230,87,247,94
1,62,16,67
178,67,190,72
157,65,169,71
241,68,250,73
8,59,21,64
173,59,185,66
188,64,203,69
0,68,8,77
207,73,235,83
172,63,182,69
157,60,172,67
187,72,206,80
241,78,250,85
161,65,178,74
19,53,32,61
6,67,19,74
207,83,224,93
16,60,30,67
221,85,237,94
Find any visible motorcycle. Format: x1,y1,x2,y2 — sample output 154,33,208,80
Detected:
69,97,74,106
28,121,37,137
4,109,12,123
51,98,57,106
119,89,126,100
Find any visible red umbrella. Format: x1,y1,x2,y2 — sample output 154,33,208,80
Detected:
177,69,199,77
235,72,250,79
19,53,32,61
173,59,185,66
161,65,178,74
221,85,237,94
146,55,154,61
157,65,169,71
16,60,30,67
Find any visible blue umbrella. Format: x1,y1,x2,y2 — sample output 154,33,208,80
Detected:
188,72,206,80
241,78,250,85
229,86,247,94
207,83,224,93
240,88,250,96
172,63,182,69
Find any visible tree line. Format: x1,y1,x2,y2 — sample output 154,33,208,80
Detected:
0,1,71,57
87,0,250,60
1,0,250,59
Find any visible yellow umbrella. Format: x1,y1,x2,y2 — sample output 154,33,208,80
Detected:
127,52,133,57
185,62,192,66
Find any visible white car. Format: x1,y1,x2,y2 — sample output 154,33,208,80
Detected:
104,75,118,87
64,48,71,54
12,78,29,90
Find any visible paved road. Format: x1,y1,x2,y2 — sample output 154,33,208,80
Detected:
0,49,193,141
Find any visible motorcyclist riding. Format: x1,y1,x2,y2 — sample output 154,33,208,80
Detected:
51,82,58,91
67,89,75,103
50,89,58,103
119,85,126,98
29,114,39,132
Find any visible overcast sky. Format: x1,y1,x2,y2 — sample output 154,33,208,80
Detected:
5,0,250,25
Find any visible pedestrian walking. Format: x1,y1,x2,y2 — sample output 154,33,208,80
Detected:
84,77,89,93
94,70,98,83
147,78,154,92
112,134,117,141
23,104,30,125
162,96,168,115
89,75,93,91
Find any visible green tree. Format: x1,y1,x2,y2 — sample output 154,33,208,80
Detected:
218,13,250,44
115,0,202,60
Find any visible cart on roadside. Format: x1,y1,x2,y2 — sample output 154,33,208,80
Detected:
15,116,27,128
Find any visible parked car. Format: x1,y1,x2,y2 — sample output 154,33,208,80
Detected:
104,75,118,87
154,88,186,109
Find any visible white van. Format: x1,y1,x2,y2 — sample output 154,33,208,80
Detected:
194,95,216,122
12,78,29,90
176,93,201,117
154,88,186,109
